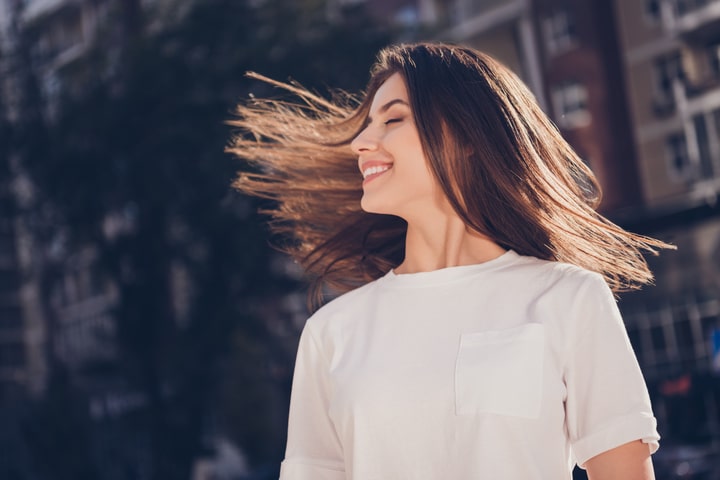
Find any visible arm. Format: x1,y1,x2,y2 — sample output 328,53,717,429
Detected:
564,274,660,469
280,326,345,480
585,440,655,480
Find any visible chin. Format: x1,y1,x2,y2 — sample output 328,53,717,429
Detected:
360,196,395,216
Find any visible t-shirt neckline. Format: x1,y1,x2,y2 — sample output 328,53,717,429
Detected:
383,249,520,288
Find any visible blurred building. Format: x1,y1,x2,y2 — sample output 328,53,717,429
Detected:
12,0,119,119
0,3,147,478
0,0,46,401
0,183,31,396
4,0,177,119
532,0,644,211
0,1,10,45
0,1,205,477
613,0,720,344
0,0,187,398
616,0,720,208
613,0,720,472
442,0,546,108
0,0,115,401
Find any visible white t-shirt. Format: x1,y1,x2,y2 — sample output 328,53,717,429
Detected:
279,250,659,480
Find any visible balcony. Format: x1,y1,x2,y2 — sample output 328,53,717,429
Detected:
685,72,720,98
662,0,720,42
22,0,72,23
654,59,720,117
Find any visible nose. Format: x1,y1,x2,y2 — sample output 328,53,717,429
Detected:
350,126,378,155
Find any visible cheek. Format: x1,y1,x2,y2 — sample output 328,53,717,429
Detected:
385,123,422,148
383,126,437,190
387,129,426,165
403,143,434,185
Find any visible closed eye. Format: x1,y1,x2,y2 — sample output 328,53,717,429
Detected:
384,118,403,125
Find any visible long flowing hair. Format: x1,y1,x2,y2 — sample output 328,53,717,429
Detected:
228,42,672,308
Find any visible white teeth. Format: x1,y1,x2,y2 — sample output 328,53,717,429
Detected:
362,165,391,179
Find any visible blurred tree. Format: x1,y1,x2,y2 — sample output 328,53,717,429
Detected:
0,3,97,479
0,38,11,190
9,0,390,479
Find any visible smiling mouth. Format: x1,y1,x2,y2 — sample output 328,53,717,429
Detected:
362,164,392,183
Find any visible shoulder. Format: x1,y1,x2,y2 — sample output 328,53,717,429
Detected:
508,252,607,295
303,275,385,335
497,253,614,321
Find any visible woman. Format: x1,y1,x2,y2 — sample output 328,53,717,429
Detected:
229,43,671,480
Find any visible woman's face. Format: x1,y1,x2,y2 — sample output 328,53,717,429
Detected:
351,73,441,219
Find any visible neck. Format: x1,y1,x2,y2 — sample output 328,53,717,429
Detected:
394,213,507,274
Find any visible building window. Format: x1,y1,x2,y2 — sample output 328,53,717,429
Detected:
551,82,591,129
543,10,577,56
692,114,715,179
645,0,662,22
653,53,686,102
666,133,694,180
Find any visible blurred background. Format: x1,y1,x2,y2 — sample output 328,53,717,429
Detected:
0,0,719,479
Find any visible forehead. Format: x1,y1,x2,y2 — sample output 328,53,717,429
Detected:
369,73,409,113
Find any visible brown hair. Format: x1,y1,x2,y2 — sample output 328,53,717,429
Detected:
228,42,672,308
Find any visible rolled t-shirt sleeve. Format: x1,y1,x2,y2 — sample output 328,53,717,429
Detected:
280,325,345,480
564,273,660,468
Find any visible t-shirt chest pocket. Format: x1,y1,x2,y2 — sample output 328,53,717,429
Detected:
454,323,545,419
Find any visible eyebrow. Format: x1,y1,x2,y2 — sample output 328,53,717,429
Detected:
367,98,410,124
